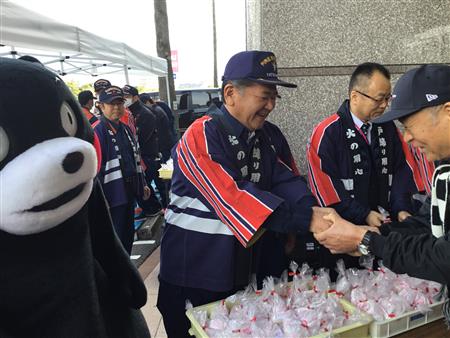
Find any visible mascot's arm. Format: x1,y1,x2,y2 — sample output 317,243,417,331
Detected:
0,328,14,338
88,178,147,309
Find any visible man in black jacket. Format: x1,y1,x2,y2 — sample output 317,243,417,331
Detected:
123,85,163,215
314,64,450,321
139,94,176,164
155,100,178,143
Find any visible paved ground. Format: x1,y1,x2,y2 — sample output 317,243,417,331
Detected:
131,214,164,268
140,258,167,338
135,214,167,337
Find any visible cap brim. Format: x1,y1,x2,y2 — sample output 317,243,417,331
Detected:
249,77,297,88
373,108,418,124
99,96,124,104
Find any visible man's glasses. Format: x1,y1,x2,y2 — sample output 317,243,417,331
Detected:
355,90,392,105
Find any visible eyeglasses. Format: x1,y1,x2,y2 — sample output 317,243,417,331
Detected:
355,90,392,105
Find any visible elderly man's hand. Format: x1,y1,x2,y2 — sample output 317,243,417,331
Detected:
314,211,366,254
310,206,335,233
347,250,362,257
398,211,412,222
360,225,381,235
365,210,384,227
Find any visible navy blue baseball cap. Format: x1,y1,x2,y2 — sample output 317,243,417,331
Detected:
98,86,124,103
222,50,297,88
93,79,111,92
139,93,151,102
78,90,96,106
375,64,450,123
122,85,139,97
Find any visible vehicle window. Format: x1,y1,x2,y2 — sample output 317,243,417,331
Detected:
191,92,210,108
148,92,160,101
179,93,189,109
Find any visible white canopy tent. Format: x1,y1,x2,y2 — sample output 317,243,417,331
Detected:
0,1,168,92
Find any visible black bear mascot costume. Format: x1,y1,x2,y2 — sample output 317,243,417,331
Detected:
0,58,151,337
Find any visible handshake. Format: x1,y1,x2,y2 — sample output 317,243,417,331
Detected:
309,207,381,256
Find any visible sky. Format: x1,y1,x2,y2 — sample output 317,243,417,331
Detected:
8,0,246,89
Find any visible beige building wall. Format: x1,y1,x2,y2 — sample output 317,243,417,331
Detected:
246,0,450,173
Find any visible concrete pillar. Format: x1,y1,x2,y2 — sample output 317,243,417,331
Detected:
246,0,450,172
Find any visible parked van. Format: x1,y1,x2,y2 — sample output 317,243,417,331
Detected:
176,88,221,131
145,88,222,132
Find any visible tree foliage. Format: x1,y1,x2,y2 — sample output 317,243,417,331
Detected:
65,81,94,97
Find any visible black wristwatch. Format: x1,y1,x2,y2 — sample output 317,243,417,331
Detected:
358,231,374,256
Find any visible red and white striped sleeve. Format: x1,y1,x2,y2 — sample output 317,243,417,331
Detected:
176,117,283,247
306,115,341,207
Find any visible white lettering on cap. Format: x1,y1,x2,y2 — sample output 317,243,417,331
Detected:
426,94,438,102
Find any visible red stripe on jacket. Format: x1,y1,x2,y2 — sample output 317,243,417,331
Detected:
177,118,274,245
180,123,253,242
408,143,435,195
307,114,341,206
398,129,425,192
176,139,248,245
93,132,102,174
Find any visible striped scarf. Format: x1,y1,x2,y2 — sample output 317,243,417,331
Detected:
430,164,450,326
431,164,450,237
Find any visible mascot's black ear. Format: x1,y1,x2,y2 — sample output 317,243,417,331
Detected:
88,178,147,309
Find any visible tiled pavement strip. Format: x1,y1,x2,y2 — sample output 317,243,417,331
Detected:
133,213,167,337
139,248,167,338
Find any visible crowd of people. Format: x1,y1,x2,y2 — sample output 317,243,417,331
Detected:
75,50,450,338
78,80,177,254
155,50,449,337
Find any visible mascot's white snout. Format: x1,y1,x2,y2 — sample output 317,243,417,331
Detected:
0,137,97,235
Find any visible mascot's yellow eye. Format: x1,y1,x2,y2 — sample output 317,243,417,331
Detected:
60,102,78,136
0,126,9,162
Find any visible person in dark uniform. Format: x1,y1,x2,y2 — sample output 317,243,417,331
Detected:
140,94,176,163
123,85,164,214
306,62,420,273
78,90,98,124
93,86,150,254
93,79,111,116
315,64,450,325
157,50,333,338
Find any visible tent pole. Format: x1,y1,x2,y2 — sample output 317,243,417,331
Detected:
124,65,130,84
11,46,17,59
59,52,65,75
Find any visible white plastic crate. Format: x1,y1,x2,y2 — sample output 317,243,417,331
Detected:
186,298,372,338
369,299,445,338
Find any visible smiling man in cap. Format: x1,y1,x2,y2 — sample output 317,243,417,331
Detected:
314,64,450,324
157,50,332,337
